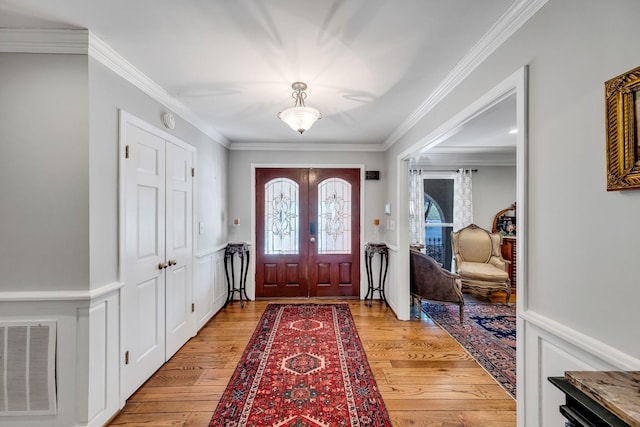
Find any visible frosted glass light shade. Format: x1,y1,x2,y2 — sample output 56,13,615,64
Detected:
278,107,322,134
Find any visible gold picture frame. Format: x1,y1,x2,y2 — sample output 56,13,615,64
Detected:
605,65,640,190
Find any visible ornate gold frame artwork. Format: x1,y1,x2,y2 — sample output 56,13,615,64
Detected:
605,65,640,191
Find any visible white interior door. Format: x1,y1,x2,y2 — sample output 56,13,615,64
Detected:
165,142,194,359
120,114,196,402
122,123,167,399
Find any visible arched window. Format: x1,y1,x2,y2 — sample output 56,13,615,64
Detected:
422,178,454,270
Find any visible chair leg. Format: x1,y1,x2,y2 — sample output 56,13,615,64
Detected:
505,286,512,303
459,304,464,323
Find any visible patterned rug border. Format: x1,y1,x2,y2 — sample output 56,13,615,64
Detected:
422,302,517,399
210,303,392,426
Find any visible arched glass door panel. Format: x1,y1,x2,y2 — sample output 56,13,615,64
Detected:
317,178,352,255
264,178,299,254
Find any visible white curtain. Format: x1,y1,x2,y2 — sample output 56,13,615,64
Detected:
453,168,473,231
408,169,425,245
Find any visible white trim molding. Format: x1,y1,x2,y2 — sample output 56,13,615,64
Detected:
0,29,229,149
230,141,387,152
383,0,547,150
0,281,123,302
520,308,640,426
0,28,89,53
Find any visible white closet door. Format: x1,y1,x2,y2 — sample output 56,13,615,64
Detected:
122,123,167,399
165,142,194,359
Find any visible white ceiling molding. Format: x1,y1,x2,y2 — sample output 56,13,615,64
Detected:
0,28,229,148
0,28,88,53
230,141,386,152
87,32,229,148
382,0,548,150
410,152,516,167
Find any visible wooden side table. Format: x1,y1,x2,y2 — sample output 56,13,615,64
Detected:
224,242,250,308
364,243,389,307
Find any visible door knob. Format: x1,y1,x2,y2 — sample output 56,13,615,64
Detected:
310,237,316,243
158,262,168,270
168,259,177,266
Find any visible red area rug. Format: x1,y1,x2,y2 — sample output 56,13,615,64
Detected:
422,302,516,398
209,304,392,426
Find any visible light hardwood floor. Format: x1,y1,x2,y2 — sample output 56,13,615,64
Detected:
108,293,516,427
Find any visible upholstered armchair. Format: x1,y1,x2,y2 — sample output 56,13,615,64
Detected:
410,250,464,322
451,224,511,302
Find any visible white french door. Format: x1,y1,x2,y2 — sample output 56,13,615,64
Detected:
120,114,194,401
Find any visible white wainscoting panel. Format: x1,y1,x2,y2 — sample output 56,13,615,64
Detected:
195,247,227,331
195,255,214,331
521,311,640,426
0,285,121,427
382,245,406,320
86,291,119,427
212,249,227,313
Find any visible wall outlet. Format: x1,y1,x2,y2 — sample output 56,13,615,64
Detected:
198,222,205,235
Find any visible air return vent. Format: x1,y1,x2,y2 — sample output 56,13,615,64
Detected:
0,321,57,416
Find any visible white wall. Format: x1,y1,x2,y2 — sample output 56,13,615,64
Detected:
385,0,640,425
472,166,516,231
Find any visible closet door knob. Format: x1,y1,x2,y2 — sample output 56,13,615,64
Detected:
158,262,168,270
168,259,177,266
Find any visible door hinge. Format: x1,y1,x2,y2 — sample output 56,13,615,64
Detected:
191,167,195,177
125,145,130,158
125,350,129,365
191,303,195,312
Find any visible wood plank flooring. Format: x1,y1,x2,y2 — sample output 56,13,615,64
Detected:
108,294,516,427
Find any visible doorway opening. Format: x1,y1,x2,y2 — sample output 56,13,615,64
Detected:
254,168,361,298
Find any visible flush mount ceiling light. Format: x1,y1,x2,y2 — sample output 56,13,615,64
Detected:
278,82,322,134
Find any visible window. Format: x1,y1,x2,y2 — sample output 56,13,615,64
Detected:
423,178,454,270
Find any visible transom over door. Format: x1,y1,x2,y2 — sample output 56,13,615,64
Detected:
255,168,360,298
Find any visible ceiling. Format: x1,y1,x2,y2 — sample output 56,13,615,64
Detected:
0,0,518,156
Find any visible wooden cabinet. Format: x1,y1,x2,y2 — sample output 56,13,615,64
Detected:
492,204,516,287
501,236,516,287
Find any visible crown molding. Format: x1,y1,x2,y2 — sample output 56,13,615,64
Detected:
0,28,89,53
86,32,229,147
410,152,516,167
383,0,548,150
230,141,386,152
0,28,229,148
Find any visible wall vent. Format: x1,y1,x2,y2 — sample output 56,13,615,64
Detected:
0,321,57,416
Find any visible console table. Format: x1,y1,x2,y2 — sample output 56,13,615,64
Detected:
364,243,389,307
224,242,250,308
549,371,640,426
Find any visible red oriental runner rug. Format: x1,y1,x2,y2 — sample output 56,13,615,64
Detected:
209,304,392,427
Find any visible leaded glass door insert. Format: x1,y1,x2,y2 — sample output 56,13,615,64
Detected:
264,178,299,255
318,178,352,254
